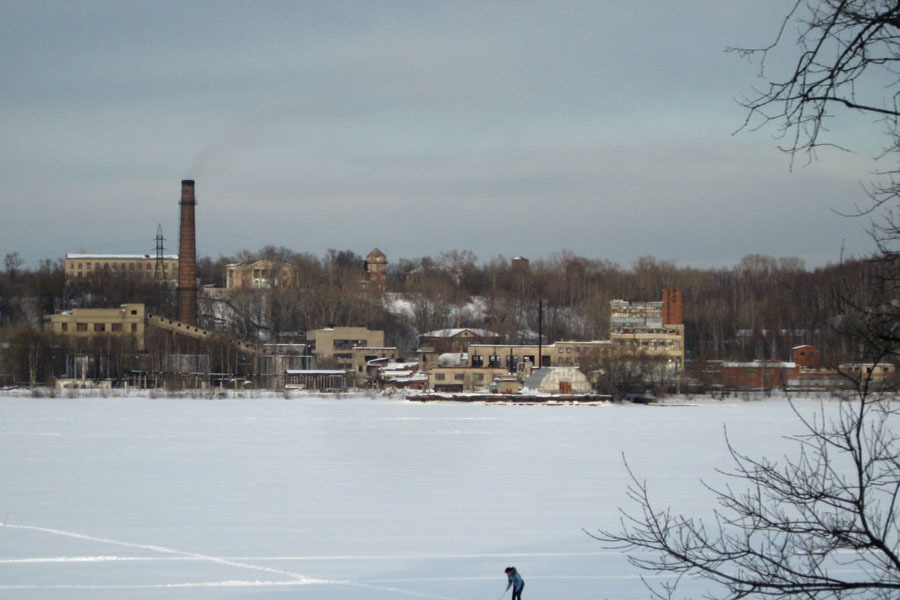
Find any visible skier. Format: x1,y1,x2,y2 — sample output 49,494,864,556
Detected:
505,566,524,600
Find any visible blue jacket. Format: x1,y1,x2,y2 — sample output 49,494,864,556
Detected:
506,572,524,591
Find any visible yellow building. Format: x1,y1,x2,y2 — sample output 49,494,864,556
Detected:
551,341,612,366
465,341,611,370
610,324,685,370
428,366,511,392
465,343,548,371
65,254,178,284
348,346,400,387
43,303,146,350
225,259,294,289
306,327,386,370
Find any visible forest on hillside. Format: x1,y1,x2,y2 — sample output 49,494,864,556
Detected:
0,248,880,368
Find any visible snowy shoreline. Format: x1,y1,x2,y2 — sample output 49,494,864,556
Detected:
0,386,844,405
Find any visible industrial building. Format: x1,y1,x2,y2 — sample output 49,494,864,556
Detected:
65,254,178,283
43,304,146,350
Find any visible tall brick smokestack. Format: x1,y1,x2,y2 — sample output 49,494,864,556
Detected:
177,179,198,325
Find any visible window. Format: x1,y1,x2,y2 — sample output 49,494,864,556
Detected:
111,323,123,332
435,373,446,381
489,355,501,367
61,323,68,332
471,355,483,367
131,324,138,332
78,263,83,270
76,323,87,332
473,373,484,382
454,373,465,381
86,262,91,269
94,323,105,332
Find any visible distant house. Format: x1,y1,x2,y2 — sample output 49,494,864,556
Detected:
306,326,386,375
721,360,797,390
378,361,427,390
348,346,400,387
427,366,511,393
416,328,501,368
838,362,896,384
365,248,387,285
225,259,294,289
792,345,821,368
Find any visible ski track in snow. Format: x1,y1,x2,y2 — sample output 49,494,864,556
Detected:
0,522,459,599
0,550,617,564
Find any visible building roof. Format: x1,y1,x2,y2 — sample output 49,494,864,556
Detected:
67,253,178,260
523,368,552,389
722,361,797,369
420,328,500,339
522,366,589,392
225,259,286,268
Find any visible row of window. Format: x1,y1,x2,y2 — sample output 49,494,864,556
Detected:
70,262,170,271
471,355,536,367
434,373,486,382
60,323,138,333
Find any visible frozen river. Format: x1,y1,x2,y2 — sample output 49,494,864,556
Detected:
0,392,841,599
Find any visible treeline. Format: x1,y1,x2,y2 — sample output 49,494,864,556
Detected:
0,248,880,368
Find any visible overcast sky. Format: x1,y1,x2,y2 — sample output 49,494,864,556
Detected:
0,1,887,269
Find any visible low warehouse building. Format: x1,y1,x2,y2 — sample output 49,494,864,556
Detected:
523,367,591,395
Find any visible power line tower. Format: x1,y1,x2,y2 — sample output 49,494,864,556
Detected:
154,224,165,313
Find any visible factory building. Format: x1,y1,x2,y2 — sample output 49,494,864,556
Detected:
65,254,178,283
43,304,147,350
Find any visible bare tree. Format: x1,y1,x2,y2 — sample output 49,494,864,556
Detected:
588,3,900,597
735,1,900,160
591,373,900,599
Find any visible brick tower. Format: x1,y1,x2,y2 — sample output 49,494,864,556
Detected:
176,180,198,325
662,288,683,326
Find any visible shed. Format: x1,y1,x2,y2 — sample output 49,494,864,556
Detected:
523,367,591,395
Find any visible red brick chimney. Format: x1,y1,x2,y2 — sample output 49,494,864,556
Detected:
662,288,683,325
176,180,198,325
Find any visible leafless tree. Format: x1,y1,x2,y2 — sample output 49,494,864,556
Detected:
588,3,900,597
591,369,900,599
735,1,900,159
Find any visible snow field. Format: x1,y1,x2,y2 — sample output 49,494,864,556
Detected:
0,393,841,598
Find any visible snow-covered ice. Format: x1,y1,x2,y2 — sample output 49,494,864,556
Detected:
0,392,845,599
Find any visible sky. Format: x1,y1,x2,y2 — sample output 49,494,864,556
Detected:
0,1,888,269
